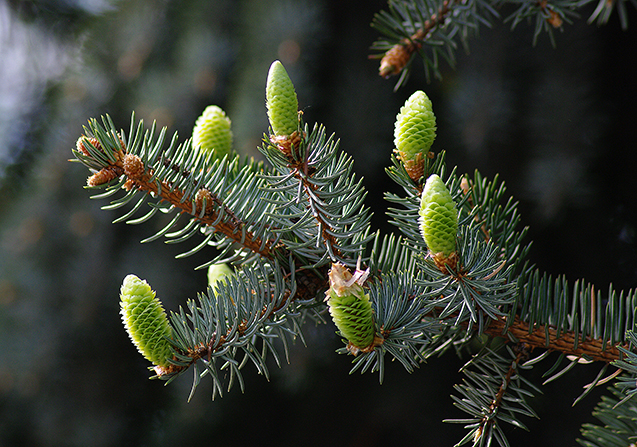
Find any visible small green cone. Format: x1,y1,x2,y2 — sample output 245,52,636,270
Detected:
266,60,299,137
207,263,234,291
394,90,436,181
325,263,376,354
120,274,173,367
419,174,458,259
192,105,233,160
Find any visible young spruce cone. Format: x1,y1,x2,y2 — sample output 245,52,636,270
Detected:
394,90,436,182
120,275,173,368
266,60,303,157
266,60,299,136
192,105,233,160
419,174,458,268
325,263,376,355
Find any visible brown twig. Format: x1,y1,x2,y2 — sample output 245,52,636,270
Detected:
156,265,329,377
122,153,273,258
482,314,623,363
472,343,530,443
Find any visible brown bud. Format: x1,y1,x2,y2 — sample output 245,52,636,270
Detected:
87,166,120,187
76,136,101,157
123,154,144,180
379,41,418,78
195,188,213,215
547,9,563,28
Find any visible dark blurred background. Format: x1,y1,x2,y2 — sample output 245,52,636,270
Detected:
0,0,636,446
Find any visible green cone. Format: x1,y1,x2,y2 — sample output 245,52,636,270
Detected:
207,263,234,291
394,91,436,179
419,174,458,257
325,263,375,351
120,274,173,367
192,105,233,160
266,60,299,136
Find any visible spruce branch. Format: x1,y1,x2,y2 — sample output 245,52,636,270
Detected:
578,384,637,446
121,152,273,258
374,0,454,80
260,121,374,268
72,115,281,265
161,257,312,399
69,57,637,446
371,0,499,86
481,313,625,363
371,0,635,85
446,343,541,446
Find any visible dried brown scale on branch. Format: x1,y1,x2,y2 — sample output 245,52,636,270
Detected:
271,130,305,159
195,188,214,215
76,134,126,160
432,250,460,273
378,0,452,78
76,136,101,157
77,134,127,186
400,151,427,182
153,361,183,377
348,334,385,355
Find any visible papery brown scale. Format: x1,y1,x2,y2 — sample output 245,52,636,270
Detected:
402,155,425,182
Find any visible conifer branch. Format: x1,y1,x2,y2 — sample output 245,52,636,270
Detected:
447,343,541,444
376,0,453,79
372,0,635,86
121,153,274,259
483,314,623,363
70,58,637,446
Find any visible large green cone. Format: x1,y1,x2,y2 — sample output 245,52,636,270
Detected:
266,60,299,136
120,274,173,367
